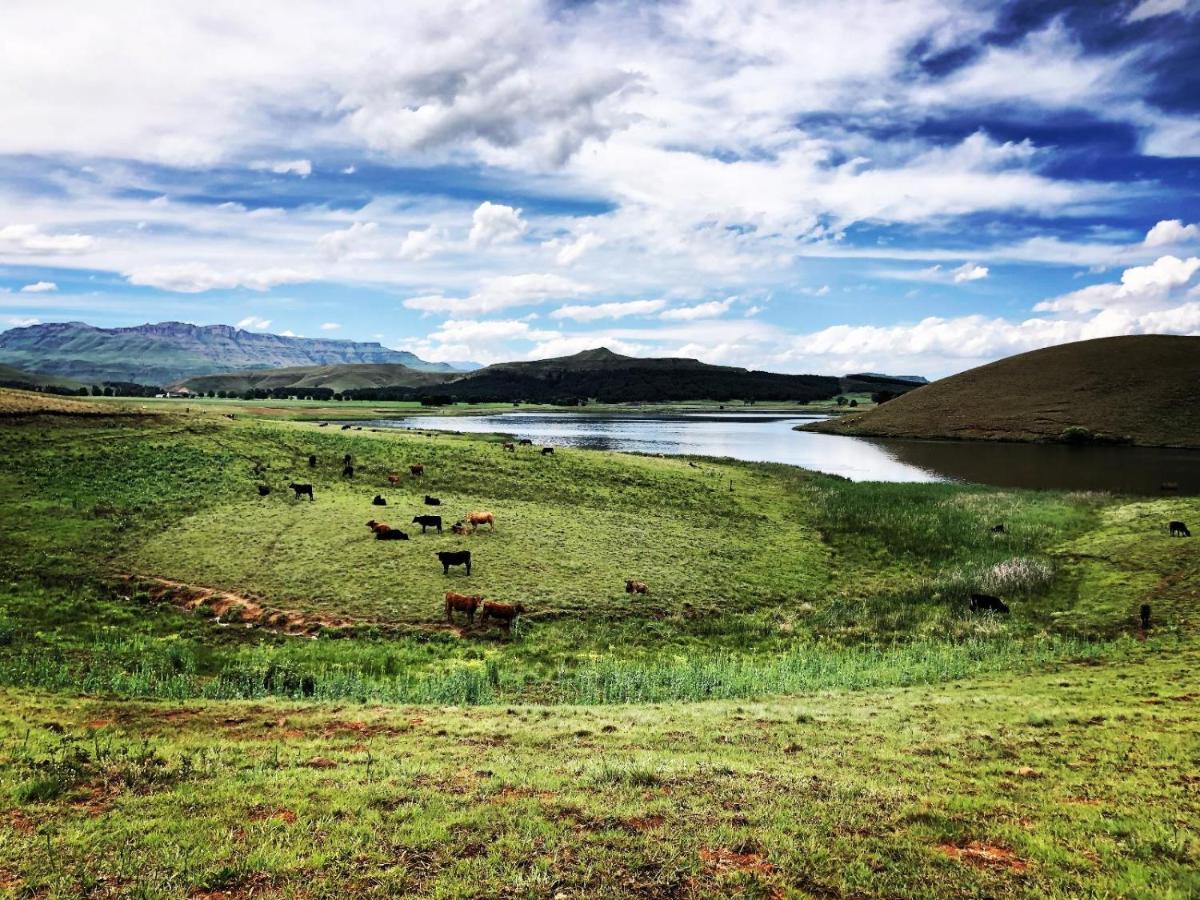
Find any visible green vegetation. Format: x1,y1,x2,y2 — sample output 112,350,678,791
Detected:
0,389,1197,895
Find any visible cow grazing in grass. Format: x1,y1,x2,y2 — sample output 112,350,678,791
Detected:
969,593,1009,613
410,464,425,477
1170,520,1191,537
412,515,443,534
625,579,649,594
990,524,1007,534
387,474,402,486
318,422,328,427
308,454,317,468
437,550,472,575
256,484,271,496
518,439,533,446
480,601,525,630
424,495,441,506
445,592,482,625
288,482,314,501
465,511,495,532
341,424,351,430
372,495,387,506
541,447,555,455
502,442,515,452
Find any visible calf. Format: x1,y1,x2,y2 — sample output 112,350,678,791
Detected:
625,579,649,594
387,474,402,486
502,442,515,452
410,464,425,477
412,515,443,534
969,593,1009,614
450,521,467,535
541,447,555,455
256,484,271,496
436,550,472,576
288,482,315,501
371,495,387,506
445,591,482,625
1170,520,1191,537
424,495,441,506
480,601,525,630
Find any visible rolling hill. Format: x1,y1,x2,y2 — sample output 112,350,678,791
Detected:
0,363,87,391
807,335,1200,448
173,363,454,395
0,321,460,384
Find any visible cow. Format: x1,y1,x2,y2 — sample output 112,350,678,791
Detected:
341,424,352,431
342,464,355,478
288,482,315,501
1170,520,1191,537
343,454,353,466
376,527,408,541
465,511,495,532
1140,603,1152,630
308,454,317,468
372,495,387,506
502,442,515,452
410,464,425,477
256,484,271,496
424,495,441,506
412,515,443,534
387,474,402,486
450,521,467,535
541,447,555,455
437,550,472,576
990,524,1007,534
518,439,533,446
366,519,389,533
625,579,649,594
318,422,328,427
480,601,525,630
445,591,482,625
969,593,1009,614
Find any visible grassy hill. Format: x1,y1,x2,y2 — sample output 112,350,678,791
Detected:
172,363,454,394
808,335,1200,448
0,363,87,391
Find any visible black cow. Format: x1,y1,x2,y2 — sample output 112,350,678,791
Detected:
372,495,387,506
342,464,355,478
518,439,533,446
343,453,353,465
1140,603,1152,630
256,484,271,496
376,528,409,541
341,424,352,430
412,515,443,534
308,454,317,468
288,482,315,501
969,593,1009,613
990,524,1007,534
437,550,471,575
1169,520,1191,537
541,447,555,455
424,495,441,506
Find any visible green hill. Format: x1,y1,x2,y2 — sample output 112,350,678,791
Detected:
172,363,454,395
0,363,87,391
807,335,1200,448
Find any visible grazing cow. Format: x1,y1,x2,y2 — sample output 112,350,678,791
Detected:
990,524,1007,534
1170,520,1191,537
318,422,328,427
288,482,315,501
387,474,402,486
308,454,317,468
450,521,467,535
410,464,425,477
437,550,472,575
341,424,352,431
445,591,482,625
503,442,515,452
1140,603,1152,630
424,495,441,506
256,484,271,496
465,511,495,532
518,439,533,446
376,527,408,541
480,600,525,630
969,593,1009,614
412,515,443,534
625,579,649,594
372,495,387,506
342,464,355,478
541,447,555,455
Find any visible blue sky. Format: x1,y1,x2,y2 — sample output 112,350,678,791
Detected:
1,0,1198,377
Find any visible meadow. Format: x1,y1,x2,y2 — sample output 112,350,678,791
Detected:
0,392,1197,896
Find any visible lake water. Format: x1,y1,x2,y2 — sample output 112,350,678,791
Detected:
367,411,1200,495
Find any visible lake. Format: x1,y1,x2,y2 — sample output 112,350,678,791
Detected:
367,410,1200,495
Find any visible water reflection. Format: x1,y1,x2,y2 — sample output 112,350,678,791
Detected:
365,411,1200,495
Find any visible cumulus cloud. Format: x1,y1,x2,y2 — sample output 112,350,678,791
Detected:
20,281,58,293
0,224,95,255
317,222,379,261
3,316,41,327
1035,255,1200,314
468,202,527,249
398,225,446,261
550,299,666,321
126,264,316,293
552,232,605,266
659,298,735,320
404,273,589,315
1145,219,1200,247
236,316,272,330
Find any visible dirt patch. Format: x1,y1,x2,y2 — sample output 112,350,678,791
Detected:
699,846,776,876
627,814,666,831
305,756,338,769
935,841,1029,872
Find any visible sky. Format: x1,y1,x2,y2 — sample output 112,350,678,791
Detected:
1,0,1198,377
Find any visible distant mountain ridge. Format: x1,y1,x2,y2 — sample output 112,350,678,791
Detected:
174,364,452,394
0,321,459,384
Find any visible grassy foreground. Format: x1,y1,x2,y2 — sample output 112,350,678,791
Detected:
0,392,1198,895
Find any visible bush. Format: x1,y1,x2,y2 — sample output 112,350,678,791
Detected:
1061,426,1093,445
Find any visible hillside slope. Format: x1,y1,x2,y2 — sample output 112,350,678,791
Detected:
172,363,453,394
0,363,86,391
0,321,458,383
807,335,1200,448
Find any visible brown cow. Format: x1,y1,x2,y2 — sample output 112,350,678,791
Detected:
366,519,389,534
387,473,402,486
450,521,467,535
465,511,495,532
480,600,525,630
625,580,649,594
445,591,483,625
502,442,515,452
410,464,425,477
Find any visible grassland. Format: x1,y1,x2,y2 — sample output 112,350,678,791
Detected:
0,390,1197,896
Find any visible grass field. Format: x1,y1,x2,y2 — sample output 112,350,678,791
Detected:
0,391,1197,896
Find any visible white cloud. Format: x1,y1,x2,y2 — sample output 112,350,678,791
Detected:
0,224,95,255
952,262,989,283
1126,0,1196,22
660,298,735,320
468,202,526,249
404,273,589,315
1145,219,1200,247
398,225,445,261
317,222,379,261
279,329,297,337
20,281,58,293
251,159,312,177
3,316,41,327
236,316,272,330
900,261,989,284
1034,255,1200,314
126,264,316,293
550,299,666,321
319,322,341,331
553,232,605,266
